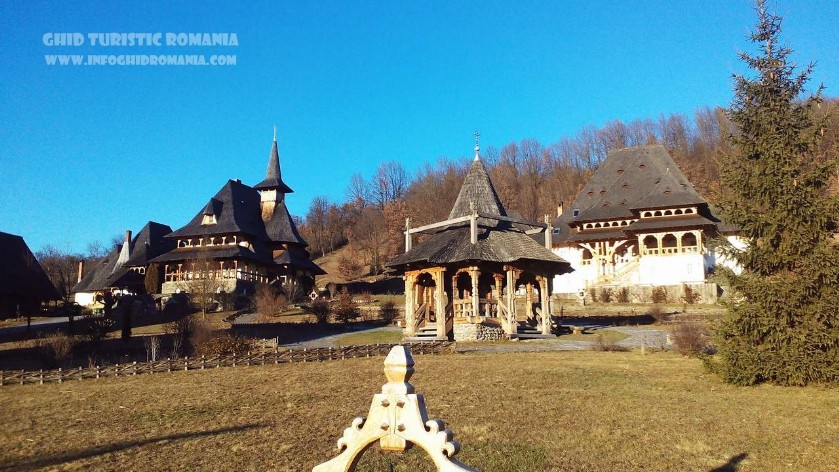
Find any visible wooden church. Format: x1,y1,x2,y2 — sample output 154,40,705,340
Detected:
150,133,324,295
387,138,572,341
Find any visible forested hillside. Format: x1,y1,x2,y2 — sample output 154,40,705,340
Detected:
300,100,839,276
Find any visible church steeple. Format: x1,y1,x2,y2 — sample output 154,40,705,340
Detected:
254,128,293,194
256,128,293,221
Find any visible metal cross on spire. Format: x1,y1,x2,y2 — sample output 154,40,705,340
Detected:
273,124,277,141
473,130,481,161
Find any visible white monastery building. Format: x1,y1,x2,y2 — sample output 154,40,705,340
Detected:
549,145,742,301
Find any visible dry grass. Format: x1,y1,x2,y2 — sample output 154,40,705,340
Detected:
557,328,629,343
1,351,838,471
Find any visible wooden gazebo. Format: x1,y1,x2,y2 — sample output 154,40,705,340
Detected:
386,140,572,341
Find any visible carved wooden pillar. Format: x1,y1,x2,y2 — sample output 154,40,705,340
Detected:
469,267,479,320
434,268,447,338
539,276,550,335
492,273,503,318
505,266,517,335
404,273,415,337
525,282,533,322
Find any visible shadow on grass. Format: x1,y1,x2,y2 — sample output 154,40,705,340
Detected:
0,422,270,471
232,321,388,345
709,452,748,472
559,313,659,327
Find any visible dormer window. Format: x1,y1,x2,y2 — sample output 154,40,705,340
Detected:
202,214,217,225
572,209,580,217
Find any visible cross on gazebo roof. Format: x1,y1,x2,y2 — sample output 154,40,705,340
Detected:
473,130,481,160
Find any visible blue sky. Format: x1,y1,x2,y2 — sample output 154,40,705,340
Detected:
1,0,837,254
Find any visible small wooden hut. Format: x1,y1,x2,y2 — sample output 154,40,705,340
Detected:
387,141,572,341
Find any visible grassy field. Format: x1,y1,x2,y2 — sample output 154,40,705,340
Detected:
334,329,403,347
557,327,630,343
1,350,837,471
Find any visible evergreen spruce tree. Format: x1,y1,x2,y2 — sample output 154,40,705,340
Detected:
714,0,839,385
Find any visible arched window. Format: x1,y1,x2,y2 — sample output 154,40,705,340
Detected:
681,232,697,248
643,235,658,250
662,234,678,249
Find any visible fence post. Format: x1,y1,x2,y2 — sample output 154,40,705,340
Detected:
184,357,189,371
39,369,44,385
232,353,237,367
78,366,83,381
167,358,172,372
58,368,63,383
132,362,137,376
246,351,251,366
201,355,206,370
96,365,101,379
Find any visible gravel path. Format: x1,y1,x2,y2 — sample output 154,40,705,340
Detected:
273,323,670,352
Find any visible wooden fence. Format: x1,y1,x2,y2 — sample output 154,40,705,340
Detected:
0,341,455,387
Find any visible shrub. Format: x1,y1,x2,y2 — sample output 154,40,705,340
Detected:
194,332,253,357
255,285,289,319
35,331,76,368
616,287,630,304
379,301,399,324
647,305,666,324
309,299,330,324
651,286,668,304
594,334,629,352
143,335,162,362
587,287,598,303
84,317,114,345
600,287,613,303
681,284,701,305
282,279,307,304
672,322,711,357
332,288,360,323
165,315,211,357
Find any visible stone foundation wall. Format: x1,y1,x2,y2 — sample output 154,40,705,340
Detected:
556,282,721,305
453,323,506,342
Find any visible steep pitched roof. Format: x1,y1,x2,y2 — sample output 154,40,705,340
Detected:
124,222,176,267
264,199,308,246
551,145,732,244
388,224,569,272
448,157,507,226
388,154,569,273
74,222,174,292
565,145,705,223
0,232,60,301
274,245,326,275
168,180,271,240
254,139,293,193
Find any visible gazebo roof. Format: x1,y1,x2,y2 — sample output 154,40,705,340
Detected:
388,150,570,273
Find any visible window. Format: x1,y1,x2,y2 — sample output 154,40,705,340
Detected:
572,209,580,217
202,214,217,225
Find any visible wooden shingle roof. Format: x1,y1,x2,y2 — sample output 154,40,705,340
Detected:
0,232,60,301
74,221,174,292
551,145,735,243
254,139,293,193
388,155,569,273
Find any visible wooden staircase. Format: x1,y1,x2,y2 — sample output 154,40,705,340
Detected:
513,322,555,339
404,325,448,342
